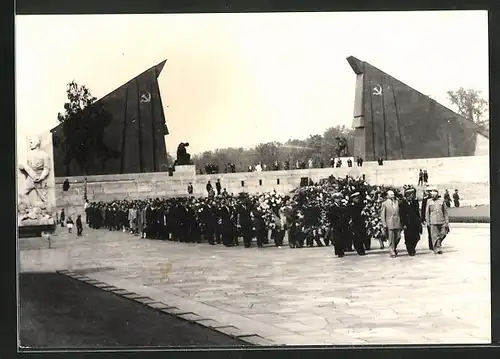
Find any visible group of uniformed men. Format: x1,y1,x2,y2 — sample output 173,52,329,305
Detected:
84,190,378,256
84,180,449,258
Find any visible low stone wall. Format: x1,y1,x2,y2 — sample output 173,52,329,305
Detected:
56,155,489,218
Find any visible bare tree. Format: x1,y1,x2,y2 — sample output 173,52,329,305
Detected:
447,88,489,127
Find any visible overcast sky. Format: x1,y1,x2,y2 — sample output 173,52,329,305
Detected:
16,11,488,156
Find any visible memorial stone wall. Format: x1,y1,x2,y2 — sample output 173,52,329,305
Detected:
55,155,490,217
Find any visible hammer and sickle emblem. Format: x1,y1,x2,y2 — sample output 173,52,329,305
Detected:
140,92,152,103
373,85,382,96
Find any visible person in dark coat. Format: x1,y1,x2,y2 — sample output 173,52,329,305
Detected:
423,170,429,184
187,182,194,195
328,192,348,257
421,186,435,250
252,207,266,248
206,181,213,196
215,179,222,196
200,203,214,245
60,209,65,227
62,179,70,191
76,214,83,236
238,202,253,248
220,202,234,247
453,189,460,207
177,203,189,242
347,192,366,256
418,170,424,186
287,209,301,248
443,189,451,208
188,205,202,243
158,205,168,240
400,187,422,256
214,204,223,244
168,202,179,241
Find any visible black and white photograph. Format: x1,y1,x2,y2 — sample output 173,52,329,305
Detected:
16,10,490,348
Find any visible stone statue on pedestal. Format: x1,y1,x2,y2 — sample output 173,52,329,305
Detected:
176,142,192,165
334,137,348,158
18,136,53,223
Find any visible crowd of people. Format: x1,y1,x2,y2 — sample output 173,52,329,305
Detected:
197,157,367,174
79,175,450,258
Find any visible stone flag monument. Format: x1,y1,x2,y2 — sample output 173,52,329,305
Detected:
17,132,56,235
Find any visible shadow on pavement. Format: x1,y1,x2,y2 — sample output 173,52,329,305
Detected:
19,272,249,349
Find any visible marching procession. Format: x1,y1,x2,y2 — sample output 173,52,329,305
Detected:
82,175,450,258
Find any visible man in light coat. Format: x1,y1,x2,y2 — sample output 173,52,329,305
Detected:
128,206,138,234
425,189,449,254
380,190,402,258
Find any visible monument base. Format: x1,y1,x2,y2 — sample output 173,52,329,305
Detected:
18,218,56,238
174,165,196,177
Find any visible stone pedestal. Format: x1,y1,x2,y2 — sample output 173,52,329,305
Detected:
174,165,196,177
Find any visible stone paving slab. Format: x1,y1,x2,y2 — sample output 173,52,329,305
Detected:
26,224,491,345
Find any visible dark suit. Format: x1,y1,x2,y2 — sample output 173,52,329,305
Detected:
348,202,366,255
252,209,267,248
421,196,433,250
328,203,348,256
221,206,234,246
400,198,422,255
238,205,253,248
203,207,217,245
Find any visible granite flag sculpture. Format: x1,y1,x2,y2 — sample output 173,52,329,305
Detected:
347,56,489,161
51,60,169,177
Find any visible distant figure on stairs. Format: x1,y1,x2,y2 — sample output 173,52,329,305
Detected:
206,181,213,196
76,214,83,236
418,169,424,186
377,157,384,166
63,179,70,191
84,199,90,225
443,189,451,208
60,209,65,227
423,170,429,184
216,179,222,195
453,189,460,208
187,182,193,195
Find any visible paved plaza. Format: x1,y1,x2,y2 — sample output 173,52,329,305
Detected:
20,224,491,345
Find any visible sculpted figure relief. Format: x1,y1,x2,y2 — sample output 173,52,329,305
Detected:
176,142,192,166
18,136,54,223
335,137,348,158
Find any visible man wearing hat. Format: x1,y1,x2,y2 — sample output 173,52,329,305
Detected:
328,192,349,257
400,187,422,256
380,190,402,258
425,188,449,254
347,192,366,256
421,185,435,250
